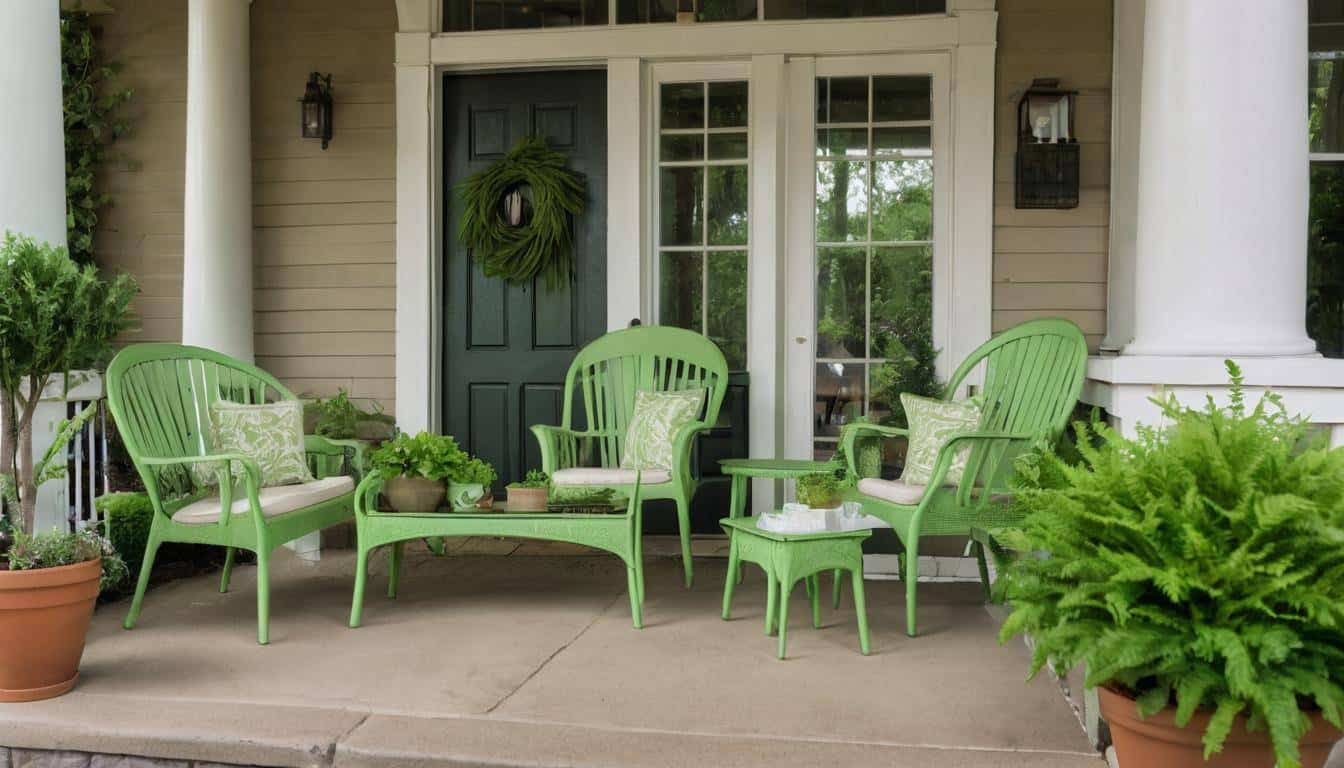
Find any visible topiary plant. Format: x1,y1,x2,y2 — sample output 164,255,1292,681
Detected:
795,472,843,509
994,362,1344,767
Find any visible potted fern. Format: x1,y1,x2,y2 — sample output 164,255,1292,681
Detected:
995,362,1344,768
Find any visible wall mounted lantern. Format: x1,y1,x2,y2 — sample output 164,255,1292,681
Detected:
1015,78,1079,209
300,72,333,150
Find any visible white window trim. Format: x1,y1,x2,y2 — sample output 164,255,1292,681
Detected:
392,10,998,464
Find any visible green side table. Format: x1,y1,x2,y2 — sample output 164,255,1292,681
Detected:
718,458,841,519
720,517,871,660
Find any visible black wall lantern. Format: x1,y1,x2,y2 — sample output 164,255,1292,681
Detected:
300,72,333,150
1015,78,1079,209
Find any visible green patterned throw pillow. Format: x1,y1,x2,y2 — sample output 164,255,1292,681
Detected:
900,393,982,486
619,389,706,471
192,400,314,489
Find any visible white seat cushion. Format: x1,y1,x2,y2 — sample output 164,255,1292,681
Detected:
172,475,354,525
552,467,672,486
857,477,928,505
856,477,1012,506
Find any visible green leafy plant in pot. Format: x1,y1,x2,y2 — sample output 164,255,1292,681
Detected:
795,472,843,510
449,456,498,512
506,469,549,512
369,431,465,512
994,362,1344,768
0,232,136,701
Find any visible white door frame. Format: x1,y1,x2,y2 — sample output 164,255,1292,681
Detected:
392,10,998,473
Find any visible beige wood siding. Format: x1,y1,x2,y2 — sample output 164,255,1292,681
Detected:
94,0,398,414
993,0,1112,351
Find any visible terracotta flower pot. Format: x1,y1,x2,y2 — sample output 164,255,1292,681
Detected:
0,558,101,702
382,475,445,512
506,485,548,512
1100,686,1342,768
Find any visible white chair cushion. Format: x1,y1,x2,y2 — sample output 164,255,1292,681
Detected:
857,477,928,505
172,475,354,525
552,467,672,486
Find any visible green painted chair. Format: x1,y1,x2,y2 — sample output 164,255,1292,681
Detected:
105,344,365,645
838,318,1088,637
531,325,729,587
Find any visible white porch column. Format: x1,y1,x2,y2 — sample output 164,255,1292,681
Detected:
0,1,66,246
1126,0,1315,357
182,0,254,361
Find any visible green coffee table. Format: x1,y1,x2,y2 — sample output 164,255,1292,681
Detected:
718,458,841,520
720,516,871,659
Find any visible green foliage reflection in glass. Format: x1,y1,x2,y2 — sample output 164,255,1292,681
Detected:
656,80,749,370
996,362,1344,767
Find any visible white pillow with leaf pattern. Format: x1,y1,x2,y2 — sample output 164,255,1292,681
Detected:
899,393,982,487
620,389,705,471
192,400,313,489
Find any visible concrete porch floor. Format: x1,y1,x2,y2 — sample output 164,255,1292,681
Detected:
0,539,1104,768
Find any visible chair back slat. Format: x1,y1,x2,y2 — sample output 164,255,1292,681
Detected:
559,326,730,468
106,344,297,497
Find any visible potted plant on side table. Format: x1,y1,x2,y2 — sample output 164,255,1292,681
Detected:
449,456,497,512
795,472,842,510
369,431,464,512
506,470,549,512
994,362,1344,768
0,232,137,701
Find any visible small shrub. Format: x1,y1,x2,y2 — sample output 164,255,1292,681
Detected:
95,491,152,577
995,362,1344,767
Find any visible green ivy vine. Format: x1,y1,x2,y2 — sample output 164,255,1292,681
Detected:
61,11,133,264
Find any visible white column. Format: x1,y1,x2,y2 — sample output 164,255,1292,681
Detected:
183,0,254,361
1126,0,1316,358
0,1,66,247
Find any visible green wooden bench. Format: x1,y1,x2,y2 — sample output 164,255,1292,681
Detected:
106,344,365,645
348,471,648,628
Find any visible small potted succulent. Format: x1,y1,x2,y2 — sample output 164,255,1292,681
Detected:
448,456,498,512
995,363,1344,768
506,469,549,512
795,472,843,510
368,431,465,512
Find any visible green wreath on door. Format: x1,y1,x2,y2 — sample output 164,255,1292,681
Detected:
458,136,586,289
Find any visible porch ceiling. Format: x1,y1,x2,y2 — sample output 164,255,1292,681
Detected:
0,545,1102,768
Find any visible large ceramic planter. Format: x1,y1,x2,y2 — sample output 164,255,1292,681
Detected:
382,476,445,512
506,485,548,512
1100,686,1342,768
0,558,101,702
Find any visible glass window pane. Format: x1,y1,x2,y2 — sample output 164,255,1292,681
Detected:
707,251,748,370
816,78,829,124
816,247,866,359
816,160,869,242
827,77,868,123
766,0,945,19
817,127,868,157
660,167,704,246
1309,162,1344,357
814,362,866,437
446,0,608,29
659,252,704,332
870,246,935,425
708,132,749,160
708,81,749,127
873,75,931,122
661,83,705,129
874,126,931,155
470,1,503,29
700,0,757,21
707,166,749,245
661,134,704,161
1310,55,1344,153
616,0,676,22
872,159,932,242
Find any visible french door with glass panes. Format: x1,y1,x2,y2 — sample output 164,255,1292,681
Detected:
784,55,952,463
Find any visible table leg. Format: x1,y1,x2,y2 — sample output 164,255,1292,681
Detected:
722,536,740,620
731,475,746,584
831,569,843,609
809,574,821,629
387,541,404,598
852,566,871,656
777,579,792,659
349,545,369,628
765,571,778,636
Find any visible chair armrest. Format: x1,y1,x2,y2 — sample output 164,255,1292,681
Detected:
529,425,618,473
305,435,367,478
839,423,909,479
353,471,385,518
140,453,263,527
929,430,1040,502
669,421,713,481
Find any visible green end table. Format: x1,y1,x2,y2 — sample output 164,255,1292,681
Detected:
718,458,841,520
720,517,871,659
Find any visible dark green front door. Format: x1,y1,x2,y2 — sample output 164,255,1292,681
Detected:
443,70,607,493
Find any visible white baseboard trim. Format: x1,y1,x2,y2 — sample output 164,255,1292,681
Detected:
862,553,991,582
